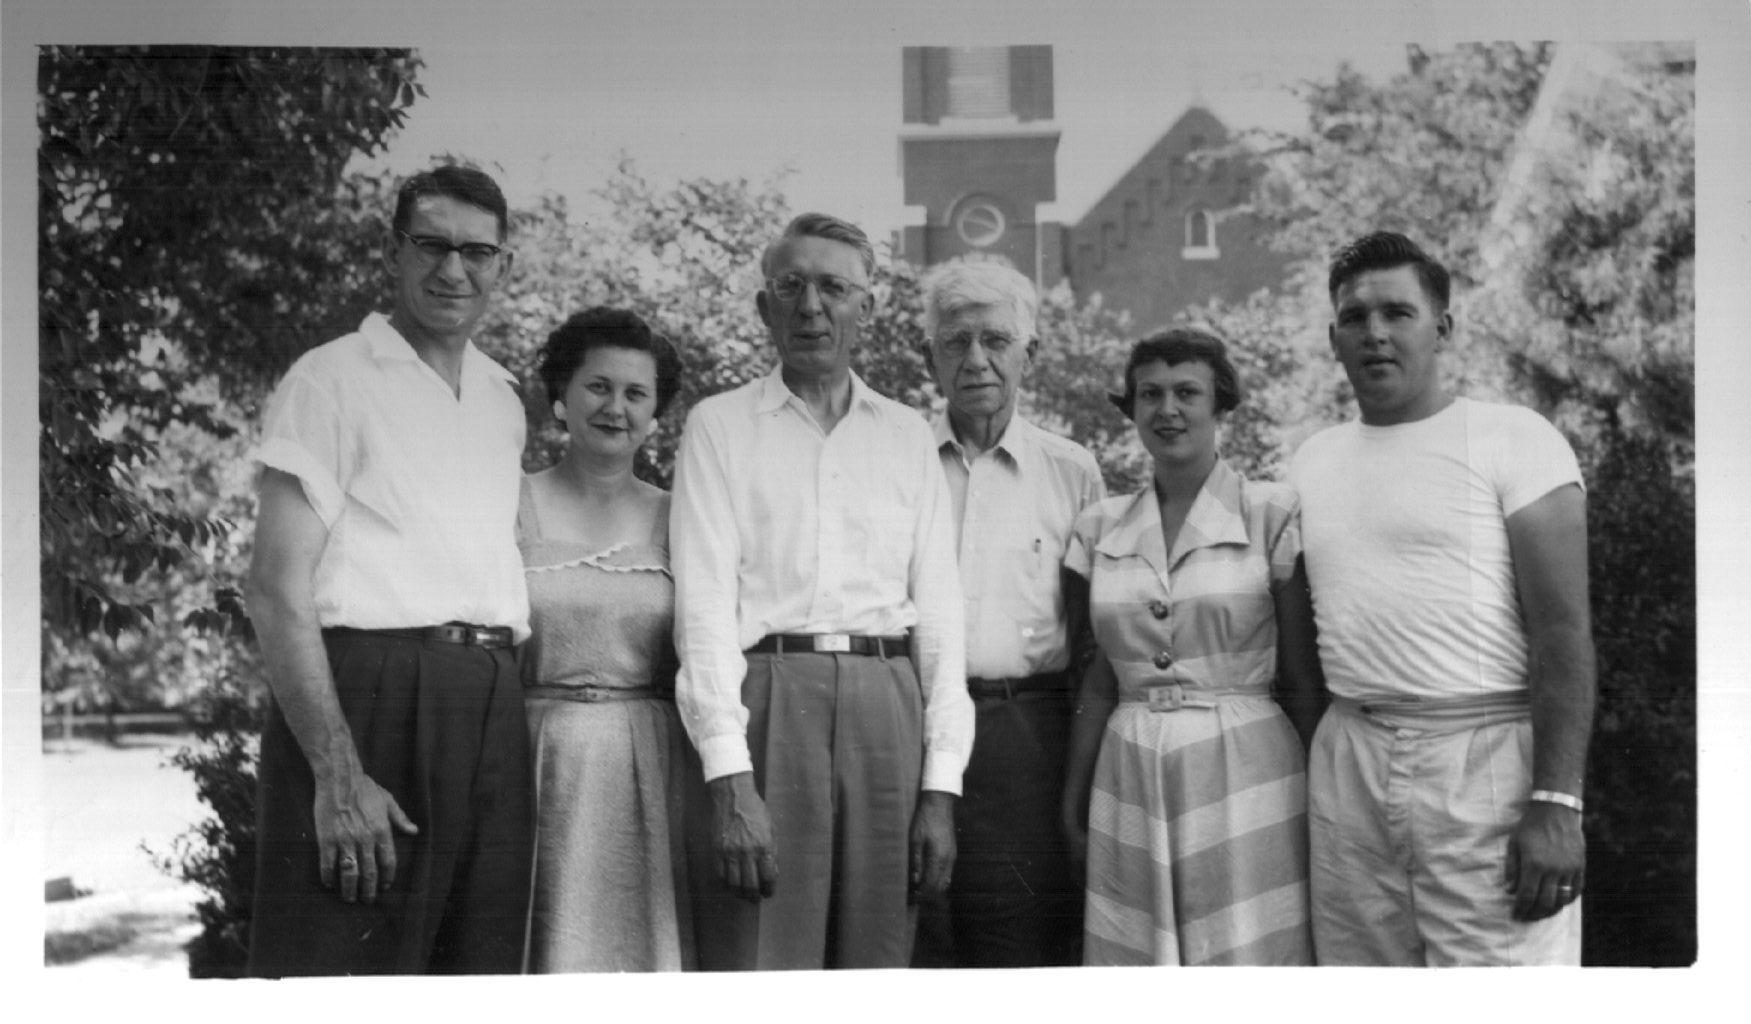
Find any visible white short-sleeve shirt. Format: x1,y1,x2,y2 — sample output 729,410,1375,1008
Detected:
253,313,531,640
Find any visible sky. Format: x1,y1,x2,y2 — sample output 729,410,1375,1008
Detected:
362,3,1411,240
5,0,1751,1005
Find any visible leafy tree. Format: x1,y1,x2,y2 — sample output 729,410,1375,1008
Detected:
37,45,425,975
1206,41,1696,964
38,45,422,647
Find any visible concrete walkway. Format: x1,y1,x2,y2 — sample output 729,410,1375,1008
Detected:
41,735,209,976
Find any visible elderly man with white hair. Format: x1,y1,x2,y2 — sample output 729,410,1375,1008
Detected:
911,259,1106,968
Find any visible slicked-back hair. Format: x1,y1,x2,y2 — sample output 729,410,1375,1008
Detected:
538,306,684,418
760,212,877,281
1327,231,1451,313
1109,326,1242,419
393,164,510,241
921,260,1039,343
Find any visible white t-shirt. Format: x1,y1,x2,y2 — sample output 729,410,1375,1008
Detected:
1288,397,1582,703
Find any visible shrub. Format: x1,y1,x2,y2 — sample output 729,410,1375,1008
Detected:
1579,430,1696,965
154,665,266,978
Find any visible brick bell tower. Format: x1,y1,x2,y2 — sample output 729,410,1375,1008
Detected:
897,45,1064,289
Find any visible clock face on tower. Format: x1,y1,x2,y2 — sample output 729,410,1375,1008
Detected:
954,200,1007,248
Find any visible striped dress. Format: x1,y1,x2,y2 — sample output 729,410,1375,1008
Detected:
1064,459,1311,965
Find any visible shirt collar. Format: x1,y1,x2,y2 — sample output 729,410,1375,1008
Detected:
361,312,516,387
933,411,1027,469
1094,458,1252,576
755,365,878,416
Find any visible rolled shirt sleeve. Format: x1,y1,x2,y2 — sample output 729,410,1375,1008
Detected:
254,367,350,527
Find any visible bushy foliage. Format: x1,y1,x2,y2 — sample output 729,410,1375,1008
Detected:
39,46,420,642
1228,41,1697,963
110,41,1690,971
152,663,267,978
1577,432,1695,965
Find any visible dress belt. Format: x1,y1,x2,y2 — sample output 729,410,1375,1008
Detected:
524,683,673,704
325,622,515,649
1120,683,1270,712
966,671,1068,699
745,633,910,658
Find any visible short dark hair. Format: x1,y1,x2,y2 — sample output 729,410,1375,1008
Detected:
393,164,510,241
760,212,877,280
1327,231,1451,312
1109,327,1242,419
537,306,684,418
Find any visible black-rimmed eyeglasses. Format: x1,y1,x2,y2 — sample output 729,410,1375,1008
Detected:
396,231,509,272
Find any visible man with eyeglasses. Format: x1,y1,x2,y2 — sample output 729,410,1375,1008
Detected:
246,164,533,975
671,212,972,969
907,261,1105,969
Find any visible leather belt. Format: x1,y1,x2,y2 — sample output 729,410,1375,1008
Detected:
525,683,673,703
746,633,909,658
332,622,515,649
966,672,1068,700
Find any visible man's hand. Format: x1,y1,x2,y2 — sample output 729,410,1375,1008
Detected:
710,772,778,900
909,790,957,901
1505,801,1585,921
315,769,419,903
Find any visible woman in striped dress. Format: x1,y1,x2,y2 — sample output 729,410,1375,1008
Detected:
1060,328,1324,965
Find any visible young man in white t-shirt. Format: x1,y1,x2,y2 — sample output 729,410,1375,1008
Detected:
1289,231,1596,965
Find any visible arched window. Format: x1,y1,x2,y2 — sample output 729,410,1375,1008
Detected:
1182,208,1218,260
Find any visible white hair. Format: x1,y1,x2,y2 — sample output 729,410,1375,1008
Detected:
921,260,1039,343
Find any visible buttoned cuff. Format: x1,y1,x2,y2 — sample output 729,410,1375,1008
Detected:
695,733,755,784
920,749,965,796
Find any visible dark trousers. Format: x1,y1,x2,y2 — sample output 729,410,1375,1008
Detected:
914,689,1083,968
247,629,533,976
689,650,924,970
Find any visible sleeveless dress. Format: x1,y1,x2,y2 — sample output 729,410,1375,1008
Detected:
518,480,696,972
1064,460,1312,965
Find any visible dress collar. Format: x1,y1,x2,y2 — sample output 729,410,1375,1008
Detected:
1094,458,1252,578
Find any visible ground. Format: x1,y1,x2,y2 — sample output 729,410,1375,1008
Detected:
41,734,207,976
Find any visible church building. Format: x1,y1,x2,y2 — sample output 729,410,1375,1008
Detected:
896,45,1289,332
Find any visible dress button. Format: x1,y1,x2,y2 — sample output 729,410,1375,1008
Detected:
1152,651,1173,670
1149,600,1169,619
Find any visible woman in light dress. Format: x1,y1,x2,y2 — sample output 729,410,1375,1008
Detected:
1061,328,1324,966
519,307,696,972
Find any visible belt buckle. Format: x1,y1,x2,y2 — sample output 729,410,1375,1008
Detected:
467,626,494,647
1148,684,1184,712
813,634,851,654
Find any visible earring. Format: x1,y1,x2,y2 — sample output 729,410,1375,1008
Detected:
552,400,566,422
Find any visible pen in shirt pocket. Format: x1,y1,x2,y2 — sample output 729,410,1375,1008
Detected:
1033,537,1042,554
